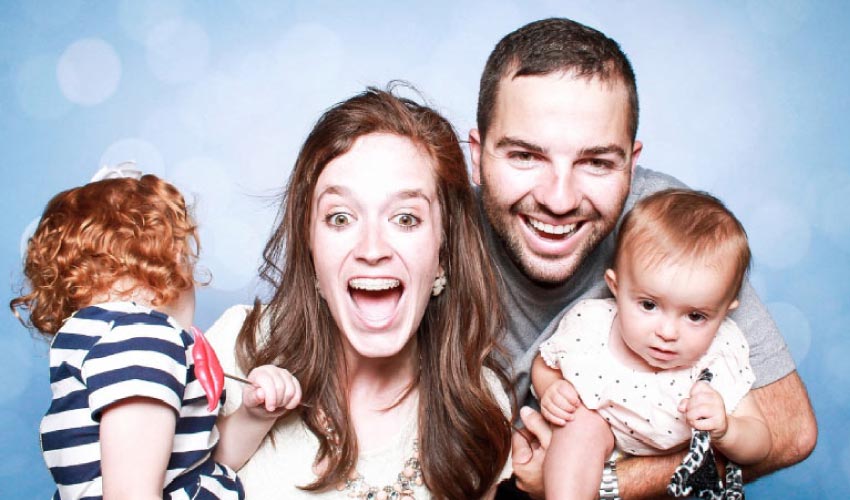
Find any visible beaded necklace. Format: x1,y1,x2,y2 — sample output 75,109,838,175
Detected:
336,440,422,499
320,410,424,499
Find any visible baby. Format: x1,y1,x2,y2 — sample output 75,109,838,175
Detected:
531,188,772,499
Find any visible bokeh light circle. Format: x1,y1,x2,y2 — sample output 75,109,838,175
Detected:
57,38,122,106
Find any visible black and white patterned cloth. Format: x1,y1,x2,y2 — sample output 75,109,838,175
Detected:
667,369,745,500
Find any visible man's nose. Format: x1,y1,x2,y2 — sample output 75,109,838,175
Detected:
533,164,581,215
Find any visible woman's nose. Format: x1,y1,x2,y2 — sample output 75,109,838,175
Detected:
353,223,392,264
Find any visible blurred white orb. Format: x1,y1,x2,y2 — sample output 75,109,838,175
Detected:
57,38,122,106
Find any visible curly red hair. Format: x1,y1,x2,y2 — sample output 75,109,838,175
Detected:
11,174,199,336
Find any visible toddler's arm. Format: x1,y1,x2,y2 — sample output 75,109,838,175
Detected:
100,397,177,499
679,383,771,464
531,355,580,426
214,365,302,470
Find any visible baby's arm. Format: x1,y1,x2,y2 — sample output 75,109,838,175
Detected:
531,355,580,426
214,365,302,470
680,383,771,464
100,397,177,499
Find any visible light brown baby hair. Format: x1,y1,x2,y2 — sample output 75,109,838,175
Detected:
614,188,751,300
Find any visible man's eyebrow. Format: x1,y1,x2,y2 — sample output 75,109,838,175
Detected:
493,136,547,155
578,144,627,160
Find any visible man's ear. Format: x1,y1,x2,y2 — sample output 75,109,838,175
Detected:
629,140,643,176
469,128,483,185
604,268,619,297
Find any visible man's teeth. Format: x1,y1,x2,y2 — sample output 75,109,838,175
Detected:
349,278,401,291
527,217,576,236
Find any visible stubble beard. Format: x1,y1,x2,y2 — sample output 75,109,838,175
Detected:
481,185,626,286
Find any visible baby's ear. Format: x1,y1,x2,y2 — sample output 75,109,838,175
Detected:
604,269,619,297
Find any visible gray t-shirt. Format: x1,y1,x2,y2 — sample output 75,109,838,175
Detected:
480,166,795,407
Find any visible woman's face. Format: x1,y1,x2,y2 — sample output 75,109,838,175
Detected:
310,133,442,362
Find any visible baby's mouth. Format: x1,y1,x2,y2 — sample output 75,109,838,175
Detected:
348,278,403,321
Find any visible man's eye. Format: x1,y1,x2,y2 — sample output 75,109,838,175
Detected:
326,213,351,226
511,151,536,162
392,213,420,227
639,300,656,311
584,158,614,171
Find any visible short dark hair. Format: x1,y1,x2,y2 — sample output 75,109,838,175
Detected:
477,17,639,142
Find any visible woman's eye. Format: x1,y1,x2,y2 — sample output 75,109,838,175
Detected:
639,300,656,311
392,213,420,227
326,213,351,227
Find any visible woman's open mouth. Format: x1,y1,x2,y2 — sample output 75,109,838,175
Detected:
348,277,404,324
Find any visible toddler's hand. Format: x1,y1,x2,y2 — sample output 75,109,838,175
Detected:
678,381,727,440
242,365,302,420
540,379,580,426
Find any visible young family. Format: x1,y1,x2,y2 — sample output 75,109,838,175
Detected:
13,18,815,499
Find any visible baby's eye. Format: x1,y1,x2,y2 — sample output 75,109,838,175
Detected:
688,312,707,323
326,212,351,227
639,300,656,311
391,213,420,228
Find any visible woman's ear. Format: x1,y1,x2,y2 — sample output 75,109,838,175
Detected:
604,269,619,297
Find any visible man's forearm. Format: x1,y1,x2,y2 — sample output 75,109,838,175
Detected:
744,371,817,480
617,449,686,500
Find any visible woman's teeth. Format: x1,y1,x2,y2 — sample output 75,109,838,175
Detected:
349,278,401,291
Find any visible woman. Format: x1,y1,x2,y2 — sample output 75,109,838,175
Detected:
208,87,512,499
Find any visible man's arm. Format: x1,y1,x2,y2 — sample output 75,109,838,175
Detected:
617,371,817,499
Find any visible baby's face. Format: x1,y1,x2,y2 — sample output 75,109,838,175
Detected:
606,254,739,371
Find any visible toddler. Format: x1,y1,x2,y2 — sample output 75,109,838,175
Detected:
531,188,772,499
12,168,301,499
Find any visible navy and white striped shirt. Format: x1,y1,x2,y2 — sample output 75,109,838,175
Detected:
40,301,242,499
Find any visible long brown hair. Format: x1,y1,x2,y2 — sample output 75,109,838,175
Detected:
236,86,511,498
11,175,198,335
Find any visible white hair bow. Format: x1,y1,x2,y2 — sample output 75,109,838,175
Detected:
90,161,143,183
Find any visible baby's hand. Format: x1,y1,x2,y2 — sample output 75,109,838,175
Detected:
540,379,580,426
678,381,727,440
242,365,302,420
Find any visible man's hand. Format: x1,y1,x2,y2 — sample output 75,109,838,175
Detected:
540,379,581,426
511,406,551,499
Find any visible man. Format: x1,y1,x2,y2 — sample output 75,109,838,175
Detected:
469,18,817,499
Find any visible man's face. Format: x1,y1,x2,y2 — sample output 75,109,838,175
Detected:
470,72,642,284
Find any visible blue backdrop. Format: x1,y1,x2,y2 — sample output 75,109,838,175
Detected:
2,1,847,497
